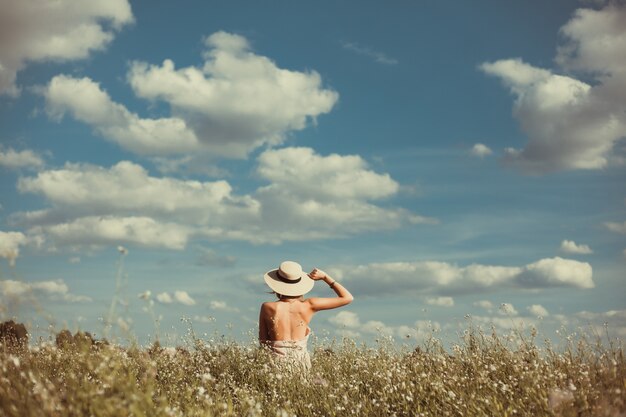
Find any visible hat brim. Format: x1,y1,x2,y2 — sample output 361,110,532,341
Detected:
264,269,315,297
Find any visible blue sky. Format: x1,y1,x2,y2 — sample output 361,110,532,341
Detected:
1,0,625,347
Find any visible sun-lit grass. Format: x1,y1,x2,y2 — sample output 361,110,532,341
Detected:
1,324,624,417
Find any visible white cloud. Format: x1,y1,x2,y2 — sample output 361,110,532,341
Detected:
256,148,432,240
27,216,190,251
43,30,340,161
210,300,239,312
69,31,336,159
14,160,258,249
426,296,455,307
174,290,196,306
0,279,91,302
68,256,81,264
605,221,626,234
560,239,593,254
331,256,594,296
480,4,626,174
498,302,519,316
328,311,440,341
44,76,201,156
257,147,399,201
473,300,494,310
574,309,626,338
519,257,594,289
14,151,424,249
341,41,398,65
209,301,226,310
0,231,28,266
472,315,535,332
156,292,173,304
555,5,626,77
255,147,434,241
0,0,133,96
0,148,44,170
193,315,216,323
469,308,626,340
470,143,493,158
328,311,360,328
17,160,258,226
527,304,549,317
156,291,195,306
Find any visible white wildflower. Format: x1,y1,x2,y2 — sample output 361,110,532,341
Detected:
9,355,20,367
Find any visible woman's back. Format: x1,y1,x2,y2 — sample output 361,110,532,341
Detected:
260,299,313,341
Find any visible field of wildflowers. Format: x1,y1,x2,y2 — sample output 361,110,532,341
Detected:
1,323,624,417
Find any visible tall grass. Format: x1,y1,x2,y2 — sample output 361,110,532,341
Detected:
1,324,624,416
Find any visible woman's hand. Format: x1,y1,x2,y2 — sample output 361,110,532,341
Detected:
308,268,328,281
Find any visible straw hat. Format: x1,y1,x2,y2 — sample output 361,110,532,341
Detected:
264,261,315,296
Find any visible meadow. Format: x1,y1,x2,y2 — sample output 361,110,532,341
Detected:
1,322,624,417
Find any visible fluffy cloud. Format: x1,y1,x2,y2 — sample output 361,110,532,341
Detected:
559,239,593,254
0,148,44,170
329,256,594,296
156,292,173,304
14,149,424,249
518,257,594,289
155,291,195,306
498,302,518,316
255,147,433,241
0,231,27,266
127,31,338,158
574,309,626,337
16,161,258,225
0,279,91,302
471,315,535,332
328,311,440,341
174,290,195,306
193,315,216,324
27,216,190,251
0,0,133,96
328,311,361,328
44,76,201,155
257,147,399,201
14,160,257,249
527,304,549,317
481,4,626,174
473,300,494,311
470,143,493,158
555,5,626,77
45,31,338,159
605,221,626,234
426,296,455,307
210,300,239,312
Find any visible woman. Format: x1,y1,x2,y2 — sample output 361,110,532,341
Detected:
259,261,353,371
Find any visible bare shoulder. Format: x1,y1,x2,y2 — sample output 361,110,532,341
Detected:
260,301,277,311
303,298,321,309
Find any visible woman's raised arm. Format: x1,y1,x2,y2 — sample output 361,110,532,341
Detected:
307,268,353,311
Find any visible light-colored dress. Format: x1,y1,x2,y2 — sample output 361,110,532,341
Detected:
267,327,311,372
